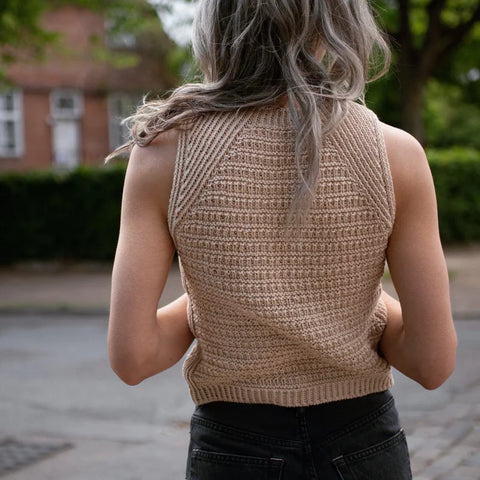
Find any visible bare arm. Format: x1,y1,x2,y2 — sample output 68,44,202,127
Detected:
108,131,194,386
379,124,457,389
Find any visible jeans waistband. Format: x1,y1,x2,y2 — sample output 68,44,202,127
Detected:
192,390,394,443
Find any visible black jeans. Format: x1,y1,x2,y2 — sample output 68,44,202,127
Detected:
186,390,412,480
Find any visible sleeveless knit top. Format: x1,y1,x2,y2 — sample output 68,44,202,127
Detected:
168,101,396,407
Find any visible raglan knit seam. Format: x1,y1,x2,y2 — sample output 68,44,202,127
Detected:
373,114,396,234
169,116,221,242
178,139,237,221
335,105,393,231
169,110,256,243
189,118,295,215
365,108,395,230
167,126,188,247
333,139,389,229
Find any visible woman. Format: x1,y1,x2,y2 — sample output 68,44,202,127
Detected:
107,1,457,478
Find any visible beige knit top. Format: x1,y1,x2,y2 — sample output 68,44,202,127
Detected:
167,101,395,407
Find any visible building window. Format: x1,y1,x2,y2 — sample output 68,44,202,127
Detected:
108,93,141,151
50,89,83,169
50,89,83,120
0,90,24,158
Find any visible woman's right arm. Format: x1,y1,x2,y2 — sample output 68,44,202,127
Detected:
379,124,457,390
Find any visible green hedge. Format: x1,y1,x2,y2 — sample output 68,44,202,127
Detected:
0,164,126,265
0,148,478,264
427,148,480,243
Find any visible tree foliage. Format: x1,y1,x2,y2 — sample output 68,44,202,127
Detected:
369,0,480,143
0,0,56,66
0,0,173,86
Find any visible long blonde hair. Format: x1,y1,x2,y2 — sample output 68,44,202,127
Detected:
109,0,390,224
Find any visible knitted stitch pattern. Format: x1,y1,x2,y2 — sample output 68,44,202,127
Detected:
168,101,396,407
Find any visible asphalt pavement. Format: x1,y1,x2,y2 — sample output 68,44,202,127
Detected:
0,245,479,479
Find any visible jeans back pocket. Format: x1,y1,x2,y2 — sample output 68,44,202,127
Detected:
190,448,284,480
332,429,412,480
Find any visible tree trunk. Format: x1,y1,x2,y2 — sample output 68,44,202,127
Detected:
399,76,428,145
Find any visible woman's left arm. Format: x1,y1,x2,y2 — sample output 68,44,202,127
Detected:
108,130,194,385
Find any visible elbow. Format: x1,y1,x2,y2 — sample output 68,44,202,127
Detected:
108,343,147,386
120,375,144,386
113,366,144,386
109,357,145,386
417,342,457,391
107,329,154,386
417,368,454,390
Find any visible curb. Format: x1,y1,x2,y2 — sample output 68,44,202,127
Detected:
0,306,109,316
452,311,480,321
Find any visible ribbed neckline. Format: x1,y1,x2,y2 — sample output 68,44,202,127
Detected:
247,103,294,126
248,100,354,129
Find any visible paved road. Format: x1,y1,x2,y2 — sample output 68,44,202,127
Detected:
0,313,479,480
0,312,192,480
393,320,480,480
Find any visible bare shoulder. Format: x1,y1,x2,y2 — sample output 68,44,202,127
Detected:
124,129,179,219
128,129,179,175
381,122,427,173
380,122,433,209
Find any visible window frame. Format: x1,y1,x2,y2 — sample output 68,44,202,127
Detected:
0,89,25,158
50,89,84,169
50,89,83,120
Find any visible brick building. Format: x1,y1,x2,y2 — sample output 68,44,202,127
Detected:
0,3,176,171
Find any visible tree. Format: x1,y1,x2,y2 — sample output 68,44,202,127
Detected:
375,0,480,143
0,0,56,81
0,0,175,86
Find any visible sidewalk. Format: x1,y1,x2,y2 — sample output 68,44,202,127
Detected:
0,261,183,313
0,244,479,316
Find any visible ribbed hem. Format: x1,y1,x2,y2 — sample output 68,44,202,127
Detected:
188,373,394,407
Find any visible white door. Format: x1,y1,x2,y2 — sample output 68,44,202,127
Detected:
50,90,83,169
52,119,80,168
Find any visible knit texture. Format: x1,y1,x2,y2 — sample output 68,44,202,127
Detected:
168,101,396,407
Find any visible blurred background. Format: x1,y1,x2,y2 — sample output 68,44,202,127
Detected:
0,0,479,262
0,1,479,479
